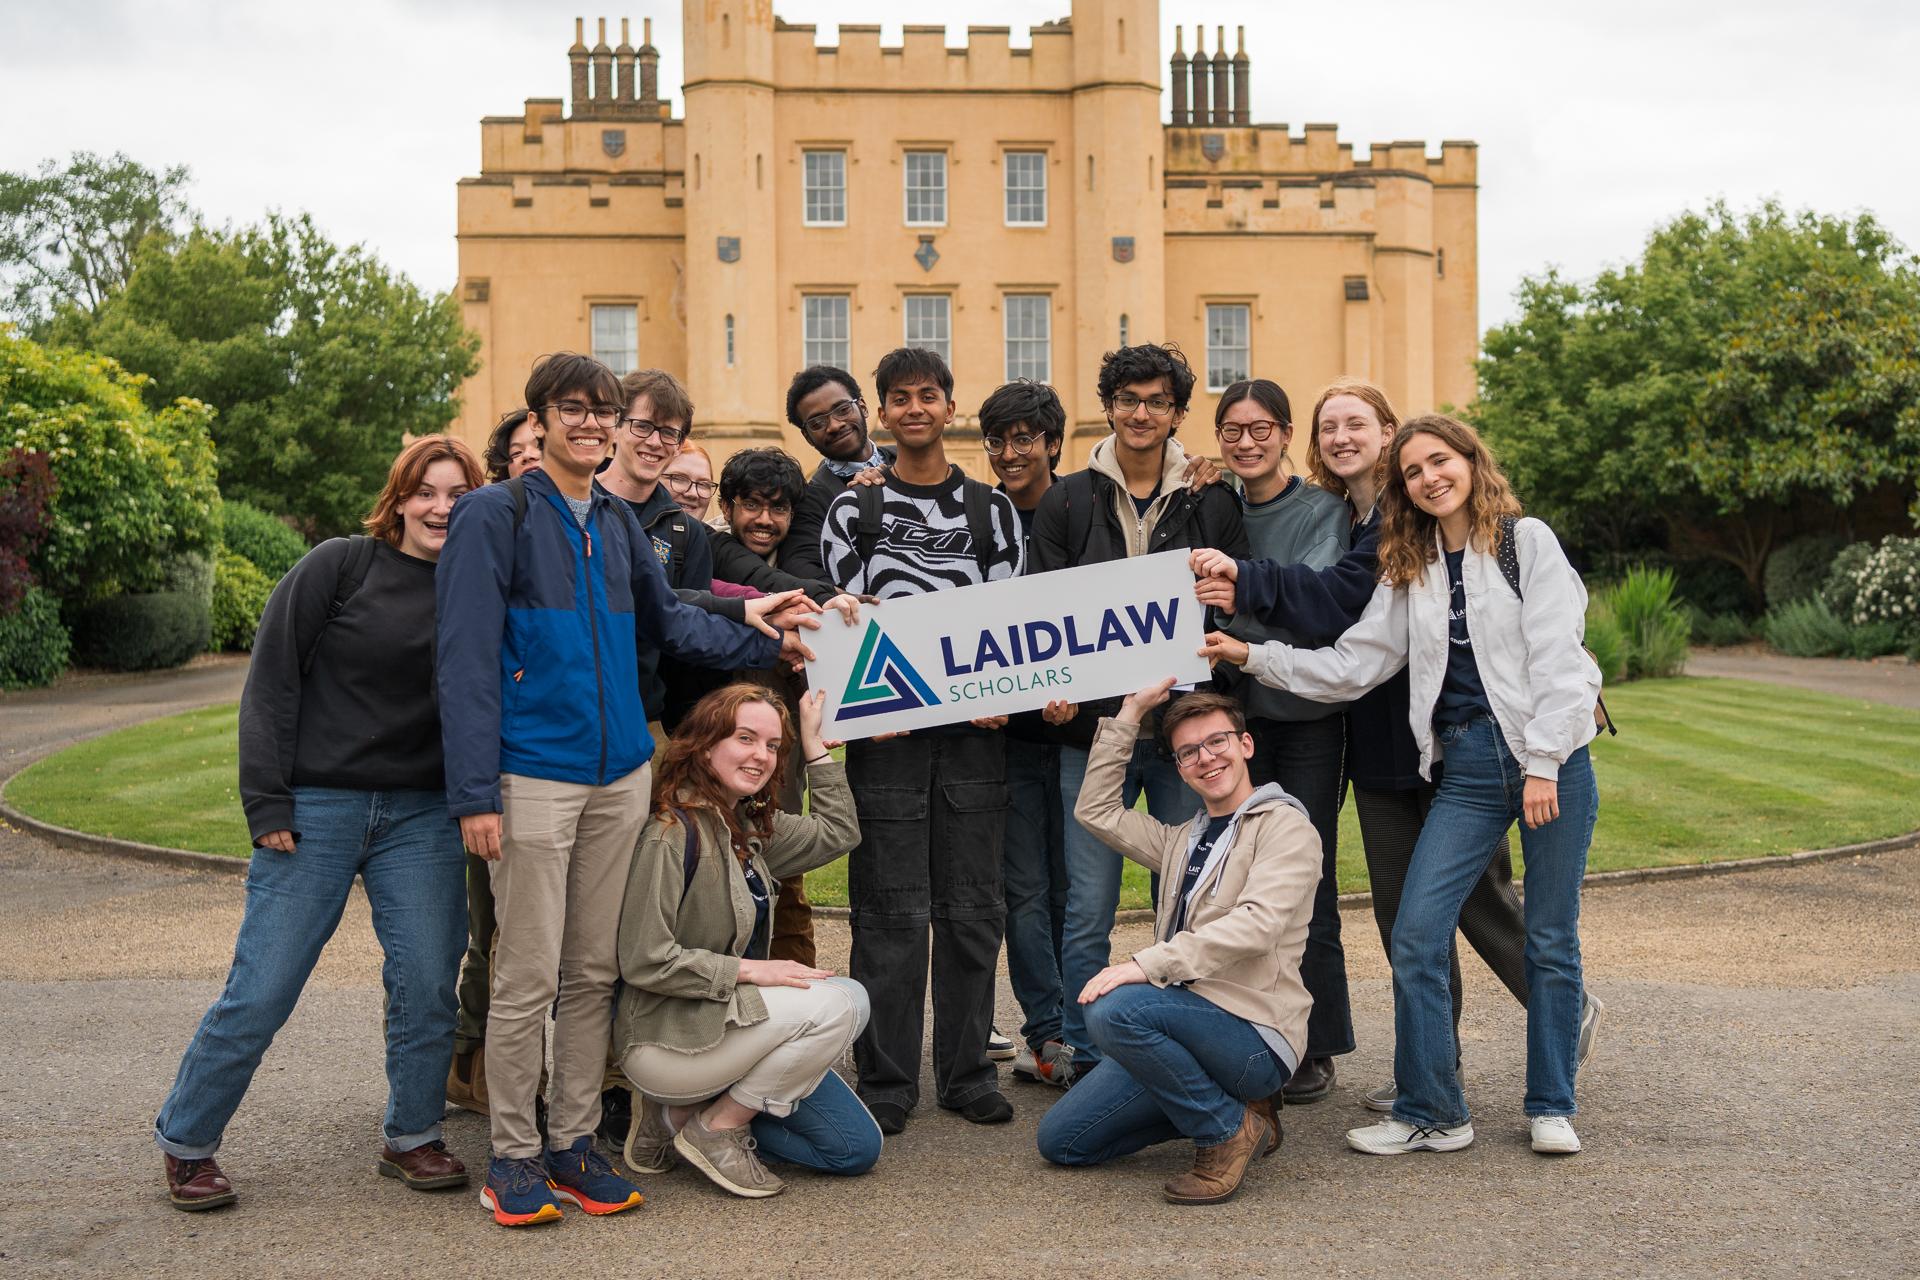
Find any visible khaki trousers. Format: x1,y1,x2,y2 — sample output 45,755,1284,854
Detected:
486,765,650,1158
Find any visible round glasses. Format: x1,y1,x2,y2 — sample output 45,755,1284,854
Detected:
1215,420,1284,444
545,400,621,428
984,433,1044,456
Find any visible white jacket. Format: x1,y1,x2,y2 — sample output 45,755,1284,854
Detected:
1242,517,1600,781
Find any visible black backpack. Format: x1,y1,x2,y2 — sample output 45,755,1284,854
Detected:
1495,515,1617,736
850,478,999,585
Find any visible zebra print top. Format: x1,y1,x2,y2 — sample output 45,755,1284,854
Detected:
820,466,1024,599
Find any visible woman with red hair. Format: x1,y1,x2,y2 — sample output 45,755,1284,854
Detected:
155,436,485,1211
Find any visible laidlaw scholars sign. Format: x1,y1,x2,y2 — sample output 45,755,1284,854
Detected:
805,551,1211,741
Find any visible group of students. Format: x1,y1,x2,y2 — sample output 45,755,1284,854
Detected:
152,337,1606,1222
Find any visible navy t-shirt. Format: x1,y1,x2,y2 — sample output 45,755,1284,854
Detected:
742,861,772,960
1130,485,1160,520
1434,547,1493,725
1171,814,1234,936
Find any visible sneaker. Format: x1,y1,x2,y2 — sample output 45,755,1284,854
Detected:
1530,1115,1581,1154
1345,1118,1475,1156
1362,1080,1397,1113
986,1026,1017,1061
868,1101,908,1135
480,1155,564,1227
1282,1055,1336,1104
596,1086,632,1150
622,1091,678,1174
545,1135,643,1215
673,1112,785,1198
164,1154,237,1212
951,1090,1014,1125
446,1046,489,1115
1578,993,1604,1069
1012,1040,1078,1089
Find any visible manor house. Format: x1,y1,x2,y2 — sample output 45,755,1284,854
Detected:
453,1,1478,474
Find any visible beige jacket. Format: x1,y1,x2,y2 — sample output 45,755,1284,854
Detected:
614,759,858,1055
1071,716,1322,1061
1085,434,1196,558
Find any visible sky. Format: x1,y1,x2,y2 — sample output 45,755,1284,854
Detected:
5,0,1918,335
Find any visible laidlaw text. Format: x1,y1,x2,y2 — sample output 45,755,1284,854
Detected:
804,551,1212,740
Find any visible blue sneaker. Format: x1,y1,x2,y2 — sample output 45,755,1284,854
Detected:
545,1135,643,1216
480,1154,563,1227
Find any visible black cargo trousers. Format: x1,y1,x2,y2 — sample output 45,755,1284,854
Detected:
845,729,1008,1113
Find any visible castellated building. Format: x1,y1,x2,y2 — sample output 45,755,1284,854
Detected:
454,2,1478,475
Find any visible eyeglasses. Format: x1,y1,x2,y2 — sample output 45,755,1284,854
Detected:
1172,731,1240,769
984,433,1044,457
801,398,863,436
1215,420,1284,444
662,473,716,500
621,418,688,446
546,400,621,428
730,496,793,520
1110,392,1177,418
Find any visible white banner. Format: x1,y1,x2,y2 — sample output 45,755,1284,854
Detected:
804,551,1211,741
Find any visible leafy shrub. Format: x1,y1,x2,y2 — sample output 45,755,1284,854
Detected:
1583,596,1628,684
1844,621,1907,659
0,586,70,689
1840,536,1920,636
1764,534,1849,607
220,500,308,581
163,549,214,610
1691,609,1755,648
68,591,209,671
1609,565,1691,679
1671,556,1758,617
0,449,55,614
211,550,274,651
1821,542,1875,620
1762,598,1851,658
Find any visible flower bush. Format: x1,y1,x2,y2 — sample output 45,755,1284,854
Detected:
1838,536,1920,639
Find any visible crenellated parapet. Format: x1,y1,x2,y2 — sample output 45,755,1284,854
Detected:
769,18,1079,92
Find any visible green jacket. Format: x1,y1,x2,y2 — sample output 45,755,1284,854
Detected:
614,759,858,1055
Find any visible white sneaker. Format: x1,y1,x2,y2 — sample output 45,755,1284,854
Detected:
1362,1080,1397,1113
986,1026,1017,1062
1346,1118,1474,1155
1577,993,1604,1070
1531,1115,1581,1154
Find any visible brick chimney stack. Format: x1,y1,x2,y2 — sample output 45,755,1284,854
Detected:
1188,26,1210,126
615,18,635,109
1169,25,1188,124
592,18,613,109
1211,26,1230,124
569,18,590,115
639,16,659,108
1232,25,1249,124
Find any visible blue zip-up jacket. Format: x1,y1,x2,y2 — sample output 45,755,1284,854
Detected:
436,467,781,818
1235,507,1422,791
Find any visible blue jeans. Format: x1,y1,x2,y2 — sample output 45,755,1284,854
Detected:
1057,739,1195,1068
1002,738,1066,1051
751,1069,883,1175
1390,717,1597,1127
154,787,467,1157
1036,984,1287,1164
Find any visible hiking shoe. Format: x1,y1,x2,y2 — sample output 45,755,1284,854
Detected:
377,1139,468,1190
673,1112,785,1198
1346,1118,1474,1156
622,1091,678,1174
545,1135,643,1215
1163,1106,1271,1205
1012,1040,1078,1089
986,1026,1017,1061
164,1154,237,1212
480,1155,563,1227
446,1046,489,1115
1282,1056,1335,1104
1578,993,1605,1070
950,1090,1014,1125
1362,1080,1397,1113
1531,1115,1582,1155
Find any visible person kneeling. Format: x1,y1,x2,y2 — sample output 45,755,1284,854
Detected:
614,684,880,1198
1036,680,1321,1205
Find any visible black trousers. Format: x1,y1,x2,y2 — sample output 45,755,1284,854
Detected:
846,732,1008,1112
1352,782,1530,1033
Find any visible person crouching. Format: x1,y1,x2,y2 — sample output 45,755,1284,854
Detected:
613,684,880,1197
1036,679,1321,1204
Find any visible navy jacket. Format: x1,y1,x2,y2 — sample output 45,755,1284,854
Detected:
1236,508,1422,792
436,467,780,818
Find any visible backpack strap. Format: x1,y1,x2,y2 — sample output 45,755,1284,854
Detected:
850,482,885,593
1062,470,1096,567
960,477,997,578
670,806,702,900
301,535,377,675
667,516,688,584
1501,514,1618,736
507,473,529,533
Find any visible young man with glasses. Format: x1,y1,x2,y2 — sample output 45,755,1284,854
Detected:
1035,678,1315,1205
817,348,1025,1136
436,352,813,1227
1030,343,1250,1082
779,365,896,584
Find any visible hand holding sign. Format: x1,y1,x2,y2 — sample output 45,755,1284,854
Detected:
1197,631,1251,667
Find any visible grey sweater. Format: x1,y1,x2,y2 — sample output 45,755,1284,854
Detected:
1225,477,1351,722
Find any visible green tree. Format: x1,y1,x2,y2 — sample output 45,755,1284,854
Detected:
0,152,192,330
1475,202,1920,596
61,213,480,536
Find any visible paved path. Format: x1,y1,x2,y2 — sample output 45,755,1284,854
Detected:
1687,646,1920,709
0,655,250,777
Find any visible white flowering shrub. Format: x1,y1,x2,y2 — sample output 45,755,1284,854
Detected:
1839,536,1920,636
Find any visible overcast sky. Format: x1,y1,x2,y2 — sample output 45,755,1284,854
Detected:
5,0,1917,336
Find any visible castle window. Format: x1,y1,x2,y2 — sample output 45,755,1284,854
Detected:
591,303,638,375
1004,152,1047,226
725,313,736,367
1119,313,1130,347
803,294,851,367
804,151,847,226
1004,295,1051,381
904,151,947,226
903,295,951,366
1205,303,1251,391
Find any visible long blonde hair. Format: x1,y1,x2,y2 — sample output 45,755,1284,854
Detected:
1376,415,1523,588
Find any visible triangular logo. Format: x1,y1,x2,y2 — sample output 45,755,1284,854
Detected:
838,620,941,720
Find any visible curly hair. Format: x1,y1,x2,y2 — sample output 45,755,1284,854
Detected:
1304,378,1400,503
718,447,807,508
1375,415,1523,589
785,365,864,429
363,435,485,546
650,684,796,860
1097,343,1197,414
482,408,537,483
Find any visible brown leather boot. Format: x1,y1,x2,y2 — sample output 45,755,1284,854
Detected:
165,1154,237,1211
1163,1105,1272,1205
1246,1093,1284,1156
446,1045,489,1115
377,1140,469,1190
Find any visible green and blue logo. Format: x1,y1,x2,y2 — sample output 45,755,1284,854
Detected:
839,620,941,719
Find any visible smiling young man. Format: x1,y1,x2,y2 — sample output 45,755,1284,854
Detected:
436,352,802,1227
818,347,1024,1135
1029,342,1250,1080
778,365,896,583
1035,678,1319,1206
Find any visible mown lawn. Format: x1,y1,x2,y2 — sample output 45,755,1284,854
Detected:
9,679,1918,912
